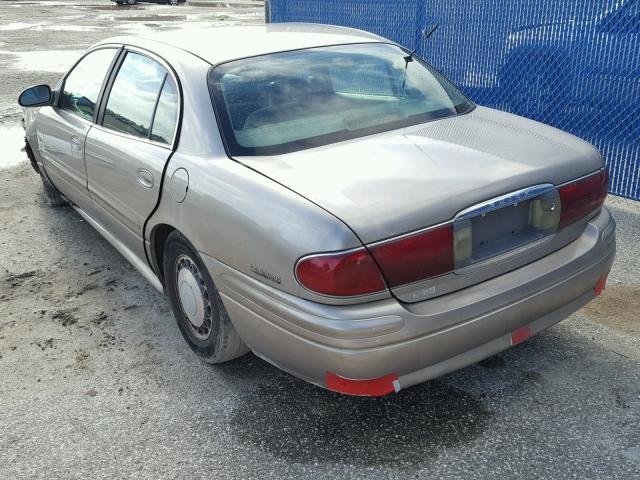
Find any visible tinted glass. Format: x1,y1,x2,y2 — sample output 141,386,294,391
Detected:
103,52,167,139
150,76,179,144
209,43,473,156
60,48,117,121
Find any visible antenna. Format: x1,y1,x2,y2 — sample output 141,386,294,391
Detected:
403,23,439,63
402,23,439,93
423,23,440,41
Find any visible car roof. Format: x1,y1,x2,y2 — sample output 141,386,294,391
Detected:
99,23,388,65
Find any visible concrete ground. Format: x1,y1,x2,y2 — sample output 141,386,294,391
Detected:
0,2,639,479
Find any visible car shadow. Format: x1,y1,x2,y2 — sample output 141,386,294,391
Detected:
223,354,491,469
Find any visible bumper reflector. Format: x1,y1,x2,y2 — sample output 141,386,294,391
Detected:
326,372,400,397
511,325,532,345
595,274,608,296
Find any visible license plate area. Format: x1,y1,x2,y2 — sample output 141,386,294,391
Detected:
453,185,560,270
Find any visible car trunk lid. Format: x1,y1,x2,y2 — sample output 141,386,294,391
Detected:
235,106,605,301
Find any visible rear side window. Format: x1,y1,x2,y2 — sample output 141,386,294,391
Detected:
150,76,179,145
60,48,117,121
102,52,168,140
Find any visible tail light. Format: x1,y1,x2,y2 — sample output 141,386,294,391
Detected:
298,170,607,297
559,169,608,228
369,224,454,287
295,248,386,296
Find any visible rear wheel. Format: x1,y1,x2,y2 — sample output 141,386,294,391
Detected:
163,231,249,363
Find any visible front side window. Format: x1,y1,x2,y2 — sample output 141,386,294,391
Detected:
103,52,168,140
60,48,117,121
209,43,474,156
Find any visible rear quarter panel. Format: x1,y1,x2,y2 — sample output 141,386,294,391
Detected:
150,151,364,299
140,43,366,301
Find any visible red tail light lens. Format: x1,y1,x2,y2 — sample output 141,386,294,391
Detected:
369,224,454,287
298,170,607,296
559,169,608,228
295,248,386,296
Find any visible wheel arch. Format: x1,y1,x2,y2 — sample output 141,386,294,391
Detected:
24,139,40,174
149,223,177,286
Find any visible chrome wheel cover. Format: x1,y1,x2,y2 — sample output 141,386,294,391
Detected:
175,254,212,340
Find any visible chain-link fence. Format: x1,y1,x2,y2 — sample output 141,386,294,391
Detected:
267,0,640,200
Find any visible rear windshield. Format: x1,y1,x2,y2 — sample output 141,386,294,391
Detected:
208,43,474,156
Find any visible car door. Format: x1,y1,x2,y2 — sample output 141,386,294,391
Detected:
84,49,180,262
35,47,120,210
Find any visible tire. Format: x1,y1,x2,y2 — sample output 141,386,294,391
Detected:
39,171,68,207
169,0,179,5
163,231,249,363
26,140,67,207
126,0,136,4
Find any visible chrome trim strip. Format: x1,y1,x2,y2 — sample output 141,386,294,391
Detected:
366,168,605,249
307,169,607,300
296,246,366,261
367,220,452,248
454,183,557,221
556,167,605,189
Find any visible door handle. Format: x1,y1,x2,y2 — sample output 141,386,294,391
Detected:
136,169,154,189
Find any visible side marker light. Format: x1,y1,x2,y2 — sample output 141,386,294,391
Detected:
326,371,400,396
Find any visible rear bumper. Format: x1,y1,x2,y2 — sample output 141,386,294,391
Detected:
204,207,616,393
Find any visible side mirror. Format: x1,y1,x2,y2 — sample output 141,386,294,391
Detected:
18,85,53,107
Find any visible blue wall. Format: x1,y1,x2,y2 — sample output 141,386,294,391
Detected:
268,0,640,200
